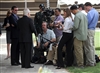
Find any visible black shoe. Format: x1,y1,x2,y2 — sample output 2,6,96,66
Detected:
34,60,40,64
53,63,57,66
21,66,25,68
17,62,21,65
44,60,53,65
56,66,64,69
56,67,61,69
25,66,34,69
11,63,18,66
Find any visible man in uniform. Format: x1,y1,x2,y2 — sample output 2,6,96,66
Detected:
34,4,46,34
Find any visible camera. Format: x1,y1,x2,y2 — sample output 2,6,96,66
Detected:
43,8,54,17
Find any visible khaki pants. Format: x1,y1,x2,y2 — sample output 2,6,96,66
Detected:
47,36,66,64
74,38,84,66
47,46,57,61
47,45,66,60
84,29,95,66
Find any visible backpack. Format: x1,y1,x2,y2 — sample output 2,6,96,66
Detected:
95,55,100,63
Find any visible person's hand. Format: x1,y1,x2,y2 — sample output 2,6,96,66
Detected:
43,42,49,47
49,22,53,27
36,45,39,49
57,21,61,24
35,33,38,37
12,24,14,27
6,23,10,27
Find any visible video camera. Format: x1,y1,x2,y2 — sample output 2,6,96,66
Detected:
43,8,54,17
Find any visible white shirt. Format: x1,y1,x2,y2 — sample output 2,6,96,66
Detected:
63,17,73,33
81,10,87,16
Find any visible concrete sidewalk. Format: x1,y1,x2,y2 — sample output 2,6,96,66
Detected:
0,32,69,73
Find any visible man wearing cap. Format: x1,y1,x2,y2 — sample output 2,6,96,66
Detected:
34,4,46,34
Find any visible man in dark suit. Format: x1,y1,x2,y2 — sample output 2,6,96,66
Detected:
9,6,20,66
17,8,37,68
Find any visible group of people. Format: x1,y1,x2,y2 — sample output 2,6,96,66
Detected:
2,2,99,69
2,6,37,68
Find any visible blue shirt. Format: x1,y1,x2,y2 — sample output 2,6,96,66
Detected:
87,8,99,30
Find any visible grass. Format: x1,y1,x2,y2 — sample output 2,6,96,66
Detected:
67,31,100,73
67,63,100,73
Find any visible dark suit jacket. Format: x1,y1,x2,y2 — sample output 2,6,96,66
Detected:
9,13,19,39
17,16,37,42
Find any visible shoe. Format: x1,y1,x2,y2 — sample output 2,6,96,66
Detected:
75,66,84,69
44,60,53,65
11,63,18,66
56,67,61,69
17,62,21,65
85,64,95,67
21,66,25,68
56,66,64,69
4,56,10,60
53,63,57,66
25,66,34,69
34,60,40,64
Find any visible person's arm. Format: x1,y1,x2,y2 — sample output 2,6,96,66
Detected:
44,30,56,47
29,18,37,36
34,13,38,28
87,13,92,26
72,15,80,31
2,18,7,28
50,30,56,42
9,15,19,27
54,16,64,27
3,18,10,29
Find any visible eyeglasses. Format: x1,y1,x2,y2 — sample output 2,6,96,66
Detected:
14,10,18,11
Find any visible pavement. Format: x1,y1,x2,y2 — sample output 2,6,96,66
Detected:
0,31,70,73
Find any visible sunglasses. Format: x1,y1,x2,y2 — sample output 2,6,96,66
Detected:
14,10,18,11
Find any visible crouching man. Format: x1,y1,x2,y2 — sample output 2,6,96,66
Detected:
34,22,56,64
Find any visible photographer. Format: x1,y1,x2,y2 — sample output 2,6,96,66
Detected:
34,4,46,34
34,22,56,64
47,8,64,65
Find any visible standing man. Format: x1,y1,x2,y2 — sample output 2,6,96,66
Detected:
70,5,88,68
45,8,64,65
53,8,64,41
78,4,87,15
34,4,46,34
17,8,37,68
9,6,20,66
84,2,99,66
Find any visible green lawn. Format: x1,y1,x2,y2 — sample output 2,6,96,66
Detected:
67,63,100,73
67,31,100,73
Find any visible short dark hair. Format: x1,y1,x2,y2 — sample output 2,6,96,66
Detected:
70,5,78,10
85,2,92,7
11,6,18,10
55,8,61,12
78,4,84,10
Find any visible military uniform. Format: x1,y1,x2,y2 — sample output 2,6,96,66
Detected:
34,11,46,34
